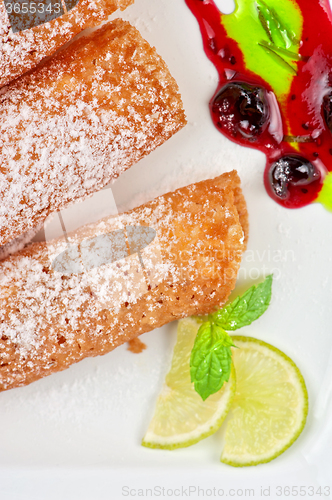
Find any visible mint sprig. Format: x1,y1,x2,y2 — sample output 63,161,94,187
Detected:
190,275,273,401
212,274,273,331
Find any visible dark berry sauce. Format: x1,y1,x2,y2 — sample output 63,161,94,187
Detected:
185,0,332,209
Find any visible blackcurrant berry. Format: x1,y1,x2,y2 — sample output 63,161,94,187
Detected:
210,82,270,140
268,155,321,204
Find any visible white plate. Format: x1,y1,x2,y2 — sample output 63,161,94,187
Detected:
1,0,332,498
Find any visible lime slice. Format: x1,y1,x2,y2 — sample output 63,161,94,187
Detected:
142,318,236,449
221,336,308,466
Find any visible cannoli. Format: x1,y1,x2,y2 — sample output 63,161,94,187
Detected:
0,19,186,246
0,171,248,392
0,0,133,87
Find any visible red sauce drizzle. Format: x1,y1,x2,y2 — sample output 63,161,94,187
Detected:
185,0,332,208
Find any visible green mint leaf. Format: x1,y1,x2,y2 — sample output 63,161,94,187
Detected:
213,274,273,331
190,323,233,401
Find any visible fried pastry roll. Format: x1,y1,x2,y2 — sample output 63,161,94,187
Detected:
0,171,248,392
0,0,133,87
0,19,186,246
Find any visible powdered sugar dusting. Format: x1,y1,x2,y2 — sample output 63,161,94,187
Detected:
0,224,43,261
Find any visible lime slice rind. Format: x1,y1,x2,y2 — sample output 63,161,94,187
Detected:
142,367,235,450
220,335,308,467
